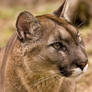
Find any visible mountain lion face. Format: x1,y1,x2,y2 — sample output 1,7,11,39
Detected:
15,0,88,79
16,12,88,77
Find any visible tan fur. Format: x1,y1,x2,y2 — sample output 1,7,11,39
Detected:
0,15,77,92
0,1,88,91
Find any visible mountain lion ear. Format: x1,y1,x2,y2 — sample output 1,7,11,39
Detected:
53,0,69,18
16,11,41,41
53,0,81,26
53,0,71,19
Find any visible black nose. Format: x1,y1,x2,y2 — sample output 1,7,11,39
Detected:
76,60,88,70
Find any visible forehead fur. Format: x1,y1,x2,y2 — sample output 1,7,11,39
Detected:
36,14,78,39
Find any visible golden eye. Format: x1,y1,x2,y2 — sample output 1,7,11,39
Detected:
51,42,66,51
53,42,61,50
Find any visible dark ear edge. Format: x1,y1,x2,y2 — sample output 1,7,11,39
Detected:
16,11,32,40
16,11,32,28
16,11,41,42
53,0,67,17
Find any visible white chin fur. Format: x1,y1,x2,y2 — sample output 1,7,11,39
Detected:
72,68,82,77
83,64,88,72
71,64,88,79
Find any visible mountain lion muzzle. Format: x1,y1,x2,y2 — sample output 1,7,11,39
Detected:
0,0,88,92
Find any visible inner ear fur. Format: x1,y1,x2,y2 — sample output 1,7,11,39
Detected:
53,0,69,18
53,0,66,17
16,11,41,41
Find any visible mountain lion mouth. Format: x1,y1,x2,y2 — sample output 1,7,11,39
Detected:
58,64,88,77
72,64,88,77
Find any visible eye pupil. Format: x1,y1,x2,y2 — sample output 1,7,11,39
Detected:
56,43,60,46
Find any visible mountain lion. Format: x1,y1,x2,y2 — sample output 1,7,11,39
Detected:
0,0,88,92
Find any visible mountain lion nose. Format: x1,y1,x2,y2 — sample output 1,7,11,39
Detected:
76,60,88,70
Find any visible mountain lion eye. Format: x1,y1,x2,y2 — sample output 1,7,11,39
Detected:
51,42,66,51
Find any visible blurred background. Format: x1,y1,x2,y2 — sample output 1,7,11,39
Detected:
0,0,92,92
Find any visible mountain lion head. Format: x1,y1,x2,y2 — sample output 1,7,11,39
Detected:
16,0,88,78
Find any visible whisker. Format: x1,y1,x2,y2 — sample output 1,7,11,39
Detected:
31,72,61,88
28,55,62,88
38,55,46,61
